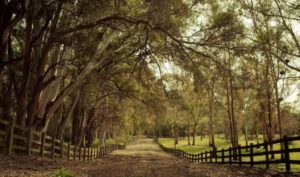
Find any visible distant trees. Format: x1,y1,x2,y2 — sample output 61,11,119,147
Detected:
153,0,300,152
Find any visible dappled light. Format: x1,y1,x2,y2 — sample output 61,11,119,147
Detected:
1,0,300,176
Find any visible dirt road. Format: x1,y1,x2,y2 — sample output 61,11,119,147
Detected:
0,138,299,177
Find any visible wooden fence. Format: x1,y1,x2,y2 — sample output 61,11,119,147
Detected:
0,118,124,160
158,136,300,172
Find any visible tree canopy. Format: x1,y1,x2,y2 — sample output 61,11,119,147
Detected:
1,0,300,148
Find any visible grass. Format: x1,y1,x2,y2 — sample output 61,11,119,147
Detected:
159,135,300,172
51,168,74,177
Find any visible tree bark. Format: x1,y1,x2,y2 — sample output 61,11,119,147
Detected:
192,122,196,145
187,117,191,145
56,90,81,139
39,31,120,132
208,77,215,148
17,3,33,126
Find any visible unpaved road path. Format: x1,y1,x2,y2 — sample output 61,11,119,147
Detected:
0,138,299,177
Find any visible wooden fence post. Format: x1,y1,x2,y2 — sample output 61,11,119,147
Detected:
97,147,99,159
209,151,212,163
229,147,232,164
283,136,291,172
238,145,242,166
250,143,254,167
90,147,92,160
221,149,224,163
83,146,86,161
74,144,77,160
79,146,82,161
67,142,70,160
100,147,103,157
264,140,269,169
51,136,55,159
89,147,93,160
214,147,217,163
95,148,97,159
40,132,46,157
100,146,102,157
201,153,203,163
205,151,208,162
99,147,102,158
27,128,33,156
60,139,64,158
7,118,15,155
92,148,94,159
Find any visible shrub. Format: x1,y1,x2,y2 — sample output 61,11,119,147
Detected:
51,168,74,177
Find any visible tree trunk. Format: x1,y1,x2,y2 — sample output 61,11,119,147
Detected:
72,103,86,146
192,122,196,146
38,31,120,132
255,129,259,144
244,121,249,151
187,117,191,145
265,59,275,159
56,91,80,139
0,1,24,81
99,127,107,146
229,70,238,148
17,5,34,126
208,77,215,148
225,78,235,148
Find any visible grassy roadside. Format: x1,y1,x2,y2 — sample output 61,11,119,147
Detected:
158,135,300,172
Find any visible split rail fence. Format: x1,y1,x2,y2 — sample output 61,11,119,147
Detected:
0,118,124,160
158,136,300,172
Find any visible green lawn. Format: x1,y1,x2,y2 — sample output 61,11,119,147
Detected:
158,135,300,172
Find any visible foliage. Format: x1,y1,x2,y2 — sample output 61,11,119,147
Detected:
51,168,74,177
0,0,300,154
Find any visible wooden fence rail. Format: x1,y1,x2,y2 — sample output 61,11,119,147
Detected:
0,118,125,160
157,136,300,172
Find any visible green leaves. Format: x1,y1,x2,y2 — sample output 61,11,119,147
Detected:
51,168,74,177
